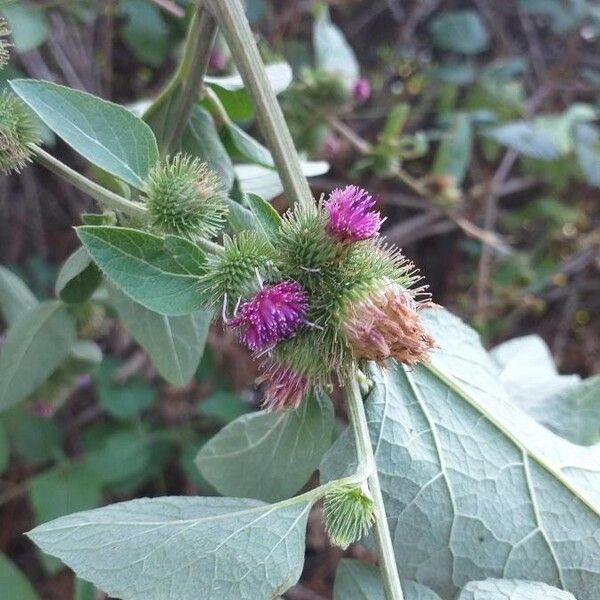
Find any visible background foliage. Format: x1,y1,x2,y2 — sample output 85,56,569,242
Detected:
0,0,598,598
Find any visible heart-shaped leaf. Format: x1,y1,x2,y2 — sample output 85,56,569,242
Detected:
28,495,312,600
11,80,158,189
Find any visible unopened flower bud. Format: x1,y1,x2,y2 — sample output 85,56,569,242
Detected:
145,154,227,240
0,92,38,174
341,281,436,365
257,359,310,411
323,483,375,549
352,78,371,104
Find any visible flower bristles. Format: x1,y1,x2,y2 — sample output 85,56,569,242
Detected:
324,185,382,242
0,92,38,174
0,17,11,68
202,184,435,410
145,154,227,240
257,359,309,411
323,484,375,550
229,281,308,352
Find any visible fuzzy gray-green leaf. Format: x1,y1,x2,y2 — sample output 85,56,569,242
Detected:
457,578,576,599
10,80,158,188
28,495,311,600
108,284,211,386
77,226,204,316
196,392,334,502
0,301,76,412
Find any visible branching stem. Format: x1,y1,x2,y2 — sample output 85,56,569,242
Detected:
204,0,312,207
30,145,148,219
345,377,405,600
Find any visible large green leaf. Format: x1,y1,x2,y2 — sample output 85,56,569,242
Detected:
492,335,600,445
0,301,76,412
10,80,158,189
334,559,442,600
457,578,576,599
196,392,334,502
108,285,211,386
0,553,40,600
574,122,600,188
1,4,48,52
322,309,600,600
77,226,205,316
0,265,38,325
120,0,169,67
28,495,312,600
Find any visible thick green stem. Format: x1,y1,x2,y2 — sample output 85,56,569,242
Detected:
31,145,148,219
143,6,218,154
204,0,312,207
346,378,405,600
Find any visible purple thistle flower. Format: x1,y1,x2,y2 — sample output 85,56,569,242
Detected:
258,360,309,411
352,78,371,103
324,185,382,242
229,281,309,352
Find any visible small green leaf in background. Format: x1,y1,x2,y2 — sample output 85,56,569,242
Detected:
10,80,159,189
484,121,561,159
74,578,96,600
6,410,62,466
94,359,156,420
234,160,329,200
29,495,312,600
429,10,489,55
334,559,442,600
77,226,205,316
574,122,600,188
0,301,76,412
0,422,9,475
1,4,48,52
29,461,103,574
0,553,40,600
108,284,211,387
313,5,359,83
198,390,248,423
120,0,169,67
457,578,576,599
432,113,473,186
86,428,153,488
0,265,38,326
55,247,102,304
205,62,292,121
492,335,600,445
220,121,274,168
196,392,334,502
245,192,282,243
179,106,235,192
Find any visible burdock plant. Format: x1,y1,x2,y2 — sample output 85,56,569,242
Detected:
4,2,595,600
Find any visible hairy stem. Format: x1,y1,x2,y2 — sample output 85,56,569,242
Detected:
346,378,405,600
143,6,218,154
204,0,312,207
31,145,148,219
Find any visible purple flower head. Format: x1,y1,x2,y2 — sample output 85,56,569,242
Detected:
324,185,382,242
352,78,371,103
258,360,309,411
209,50,227,71
229,281,309,352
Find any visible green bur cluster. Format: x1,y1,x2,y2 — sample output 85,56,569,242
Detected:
145,154,228,241
0,92,39,174
0,17,10,68
199,199,421,386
